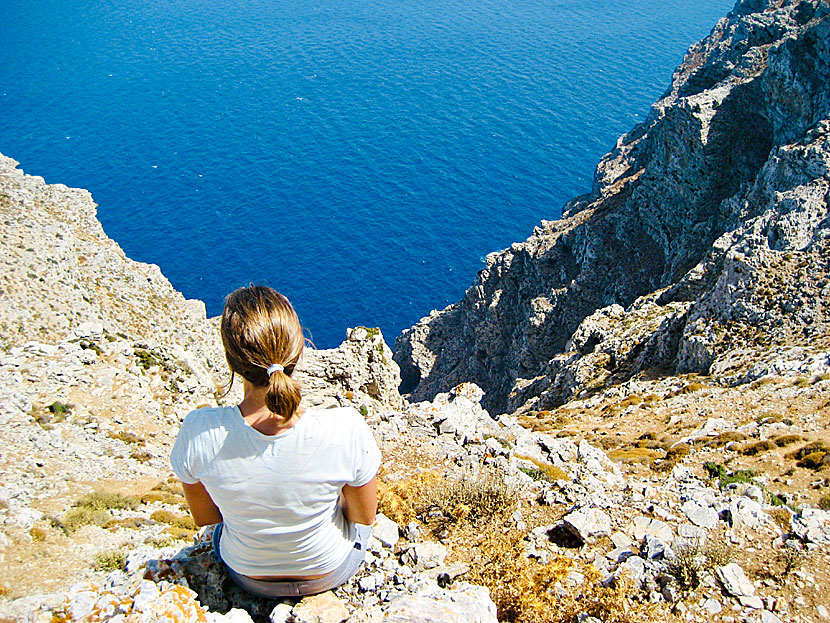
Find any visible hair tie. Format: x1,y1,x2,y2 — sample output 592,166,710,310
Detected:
267,363,284,376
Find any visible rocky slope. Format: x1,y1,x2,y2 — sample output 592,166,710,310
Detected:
393,0,830,415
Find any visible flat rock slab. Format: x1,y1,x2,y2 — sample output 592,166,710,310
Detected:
717,563,756,598
563,507,611,542
291,592,349,623
383,584,497,623
682,500,719,529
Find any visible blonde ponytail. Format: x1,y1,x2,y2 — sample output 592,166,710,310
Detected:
265,369,302,420
221,285,305,421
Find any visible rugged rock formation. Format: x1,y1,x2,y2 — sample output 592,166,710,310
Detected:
394,0,830,414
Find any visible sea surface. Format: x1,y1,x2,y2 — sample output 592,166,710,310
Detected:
1,0,733,347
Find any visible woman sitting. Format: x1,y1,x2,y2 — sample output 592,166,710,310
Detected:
170,285,381,597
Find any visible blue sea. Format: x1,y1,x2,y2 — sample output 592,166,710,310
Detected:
1,0,732,347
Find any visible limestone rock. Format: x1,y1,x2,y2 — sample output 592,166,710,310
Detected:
717,562,756,598
382,583,498,623
372,514,400,549
292,592,349,623
562,507,612,543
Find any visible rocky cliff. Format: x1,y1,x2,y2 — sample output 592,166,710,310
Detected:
394,0,830,415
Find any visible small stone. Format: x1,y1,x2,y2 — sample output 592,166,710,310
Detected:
682,500,719,529
702,598,722,614
606,546,634,563
131,580,160,613
292,591,349,623
610,531,632,548
616,556,645,585
818,604,829,619
717,563,756,598
563,507,611,542
760,611,783,623
739,595,764,609
372,514,400,548
642,534,672,560
224,609,255,623
269,603,293,623
403,542,449,569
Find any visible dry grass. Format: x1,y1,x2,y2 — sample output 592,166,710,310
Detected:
92,549,127,572
704,431,749,448
607,447,663,464
515,455,570,482
150,510,197,530
468,524,661,623
75,491,139,511
739,439,777,456
60,507,111,534
774,434,803,447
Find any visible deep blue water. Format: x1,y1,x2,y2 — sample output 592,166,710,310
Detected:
1,0,732,347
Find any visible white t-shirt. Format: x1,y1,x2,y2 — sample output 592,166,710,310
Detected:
170,405,381,577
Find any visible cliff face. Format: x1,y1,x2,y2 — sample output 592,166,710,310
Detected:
393,0,830,414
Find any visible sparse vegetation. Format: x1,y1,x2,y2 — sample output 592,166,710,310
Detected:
739,439,776,456
93,549,127,572
515,455,569,482
667,536,734,591
150,510,197,530
787,441,830,470
704,431,748,448
75,492,139,512
61,507,112,533
109,430,144,445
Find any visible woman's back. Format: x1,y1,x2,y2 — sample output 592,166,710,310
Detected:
171,404,380,577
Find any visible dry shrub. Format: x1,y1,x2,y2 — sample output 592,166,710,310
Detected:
654,443,690,472
705,431,748,448
105,517,150,531
151,510,197,530
774,434,803,447
377,471,442,524
739,440,776,456
61,507,111,533
108,430,144,445
423,468,519,526
797,452,829,470
75,491,139,511
787,441,830,460
672,382,706,396
93,549,127,572
607,447,662,464
762,545,808,582
618,395,644,409
788,441,830,469
379,468,519,528
469,526,659,623
818,495,830,511
518,411,571,432
164,526,197,541
667,536,733,590
767,507,793,532
516,455,569,483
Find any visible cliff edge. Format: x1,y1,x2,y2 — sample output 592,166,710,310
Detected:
394,0,830,414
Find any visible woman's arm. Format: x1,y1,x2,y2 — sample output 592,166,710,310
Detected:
181,481,224,526
340,476,378,526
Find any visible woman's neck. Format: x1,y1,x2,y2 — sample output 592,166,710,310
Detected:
238,380,302,436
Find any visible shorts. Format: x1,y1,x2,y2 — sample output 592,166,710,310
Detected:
212,522,372,598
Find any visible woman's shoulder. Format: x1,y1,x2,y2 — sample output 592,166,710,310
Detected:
304,406,366,429
180,405,238,432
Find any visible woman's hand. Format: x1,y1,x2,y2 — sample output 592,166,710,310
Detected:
340,476,378,526
181,481,224,526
